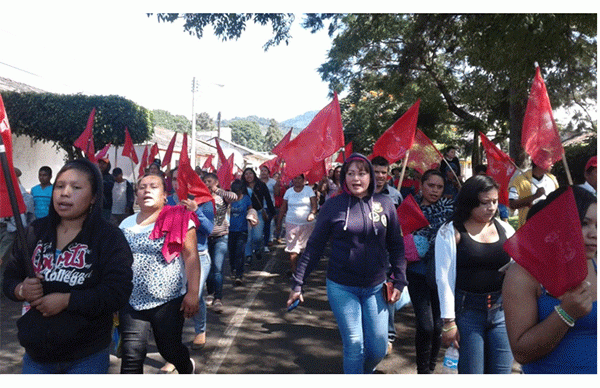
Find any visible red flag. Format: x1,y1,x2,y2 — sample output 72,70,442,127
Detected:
73,108,97,163
214,138,228,168
95,143,111,160
271,128,293,156
521,66,564,170
480,132,517,206
177,156,215,208
138,144,149,176
161,132,177,167
0,94,26,217
397,194,429,235
335,141,353,163
371,99,420,163
180,133,190,166
278,93,345,180
122,127,138,164
305,159,328,185
217,153,235,190
407,129,443,174
503,187,587,297
148,142,159,165
202,154,215,172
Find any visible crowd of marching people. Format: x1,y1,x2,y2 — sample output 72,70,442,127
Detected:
1,147,597,375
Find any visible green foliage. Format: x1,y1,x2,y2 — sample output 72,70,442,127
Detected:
195,112,217,132
552,134,597,187
3,91,153,160
228,120,266,151
153,109,191,133
222,115,273,129
264,119,283,151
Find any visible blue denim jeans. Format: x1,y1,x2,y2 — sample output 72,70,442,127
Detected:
326,279,389,374
228,231,248,279
388,288,411,341
192,251,211,334
22,348,109,374
245,215,264,258
207,234,228,300
455,289,514,374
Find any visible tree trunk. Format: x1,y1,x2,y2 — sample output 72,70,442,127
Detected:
509,86,527,168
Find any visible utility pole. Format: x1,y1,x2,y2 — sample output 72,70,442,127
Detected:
191,77,199,167
217,111,221,141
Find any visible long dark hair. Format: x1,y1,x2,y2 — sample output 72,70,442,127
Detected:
451,175,499,225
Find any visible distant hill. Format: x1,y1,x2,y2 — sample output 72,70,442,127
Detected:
222,111,319,135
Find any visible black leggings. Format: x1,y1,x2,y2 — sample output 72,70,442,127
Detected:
119,296,193,374
406,270,443,373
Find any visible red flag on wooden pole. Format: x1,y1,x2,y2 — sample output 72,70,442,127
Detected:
0,94,26,218
480,132,518,206
215,138,228,168
521,66,564,171
406,129,444,174
279,93,345,181
73,108,97,163
217,153,234,190
95,143,112,160
177,156,215,207
180,133,190,166
503,187,587,297
371,99,420,163
397,194,430,235
122,127,139,164
162,132,177,168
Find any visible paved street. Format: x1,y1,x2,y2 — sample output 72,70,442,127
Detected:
1,241,520,374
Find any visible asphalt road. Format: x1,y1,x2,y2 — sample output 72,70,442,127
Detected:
1,241,521,374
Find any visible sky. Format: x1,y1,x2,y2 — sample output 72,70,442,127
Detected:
0,6,335,123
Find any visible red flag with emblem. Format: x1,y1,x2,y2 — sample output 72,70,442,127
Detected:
521,66,564,170
480,132,517,206
138,144,149,176
278,93,344,180
503,187,587,297
161,132,177,168
0,94,26,217
122,127,138,164
73,108,97,163
371,100,420,164
406,129,443,174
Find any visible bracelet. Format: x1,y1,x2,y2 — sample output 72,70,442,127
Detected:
554,305,575,327
443,318,455,324
442,325,457,332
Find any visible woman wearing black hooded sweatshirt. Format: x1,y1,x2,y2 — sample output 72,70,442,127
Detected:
2,159,134,374
287,154,407,374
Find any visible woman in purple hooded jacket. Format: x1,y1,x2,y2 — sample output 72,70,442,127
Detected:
287,153,407,373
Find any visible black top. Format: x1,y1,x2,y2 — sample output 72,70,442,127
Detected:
455,219,510,293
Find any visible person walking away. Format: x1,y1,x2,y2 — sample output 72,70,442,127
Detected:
287,154,406,374
435,175,515,373
228,179,253,286
406,169,454,373
2,158,133,373
503,186,596,374
31,165,53,219
119,173,200,374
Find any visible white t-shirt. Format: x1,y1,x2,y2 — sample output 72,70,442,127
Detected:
283,185,316,225
509,173,557,206
265,178,276,204
112,181,128,214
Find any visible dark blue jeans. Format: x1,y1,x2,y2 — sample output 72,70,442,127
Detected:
228,231,248,279
207,234,228,300
22,348,109,374
119,296,193,374
455,289,513,374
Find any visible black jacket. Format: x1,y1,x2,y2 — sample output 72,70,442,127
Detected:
2,159,133,363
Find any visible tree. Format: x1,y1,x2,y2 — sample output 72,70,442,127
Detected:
229,120,266,151
3,92,153,160
264,119,283,151
153,109,191,132
196,112,217,132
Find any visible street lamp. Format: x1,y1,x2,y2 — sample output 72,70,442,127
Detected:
191,77,199,167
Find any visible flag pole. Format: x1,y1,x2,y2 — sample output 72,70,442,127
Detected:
561,155,574,186
442,157,462,188
397,151,410,191
0,136,33,277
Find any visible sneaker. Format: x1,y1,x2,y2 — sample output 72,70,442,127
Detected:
213,299,223,313
386,341,393,356
159,362,176,374
191,332,206,350
234,278,243,286
190,358,196,374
